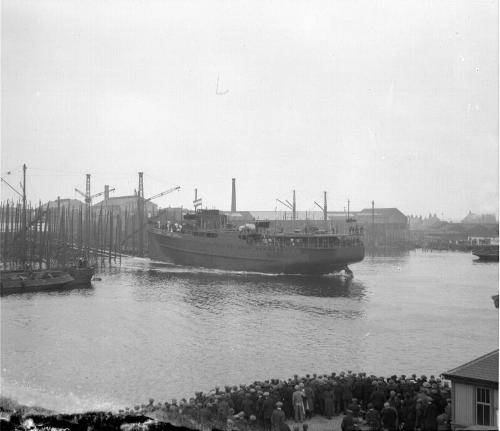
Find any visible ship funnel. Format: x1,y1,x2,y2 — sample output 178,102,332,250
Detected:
231,178,236,212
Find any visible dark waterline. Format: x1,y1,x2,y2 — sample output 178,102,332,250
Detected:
1,250,498,413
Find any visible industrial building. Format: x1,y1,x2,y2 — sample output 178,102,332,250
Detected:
93,195,158,218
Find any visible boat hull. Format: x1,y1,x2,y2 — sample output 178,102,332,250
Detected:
0,271,75,295
65,266,95,286
148,229,364,274
472,246,499,262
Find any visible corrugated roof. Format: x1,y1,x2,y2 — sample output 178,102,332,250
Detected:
442,350,498,383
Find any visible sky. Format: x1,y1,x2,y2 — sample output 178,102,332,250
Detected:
1,0,498,220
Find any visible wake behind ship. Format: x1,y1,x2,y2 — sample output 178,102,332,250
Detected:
148,209,364,275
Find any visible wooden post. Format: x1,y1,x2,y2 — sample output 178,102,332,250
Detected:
109,208,113,265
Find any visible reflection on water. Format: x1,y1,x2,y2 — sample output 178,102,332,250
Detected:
1,250,497,413
142,267,364,298
364,247,412,258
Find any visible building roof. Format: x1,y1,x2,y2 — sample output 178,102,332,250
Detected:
93,195,158,208
442,350,498,384
358,208,406,217
42,198,85,209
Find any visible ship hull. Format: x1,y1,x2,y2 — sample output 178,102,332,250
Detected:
148,229,364,274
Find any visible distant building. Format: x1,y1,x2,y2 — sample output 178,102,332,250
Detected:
93,195,158,217
355,208,409,247
442,350,498,429
409,213,442,230
356,208,408,226
42,198,85,210
462,211,497,225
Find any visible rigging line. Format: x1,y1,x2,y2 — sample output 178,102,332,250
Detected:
0,177,23,198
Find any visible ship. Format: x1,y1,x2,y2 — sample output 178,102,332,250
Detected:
148,209,364,275
472,244,499,262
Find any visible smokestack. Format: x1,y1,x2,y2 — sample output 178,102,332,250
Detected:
231,178,236,212
323,191,327,222
104,185,110,201
292,190,296,221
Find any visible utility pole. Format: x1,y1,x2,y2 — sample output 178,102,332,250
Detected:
292,190,296,221
138,172,144,257
22,164,27,268
372,200,375,247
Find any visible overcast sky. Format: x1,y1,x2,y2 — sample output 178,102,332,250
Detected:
2,0,498,220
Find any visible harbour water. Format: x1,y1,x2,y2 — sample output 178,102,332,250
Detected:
1,250,498,413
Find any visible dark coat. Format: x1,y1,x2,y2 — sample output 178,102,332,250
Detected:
424,402,439,430
365,408,381,430
324,390,335,418
341,414,355,431
370,390,386,411
262,397,275,419
381,406,398,430
242,397,255,418
271,408,285,431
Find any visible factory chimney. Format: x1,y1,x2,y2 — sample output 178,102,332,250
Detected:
231,178,236,212
104,185,110,201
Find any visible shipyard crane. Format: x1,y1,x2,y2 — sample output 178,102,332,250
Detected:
144,186,180,202
126,181,181,256
276,190,297,221
314,191,328,223
74,187,115,204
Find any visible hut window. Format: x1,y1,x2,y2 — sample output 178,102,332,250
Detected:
476,387,491,425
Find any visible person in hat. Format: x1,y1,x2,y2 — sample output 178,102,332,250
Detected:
341,409,355,431
303,384,314,419
381,401,398,431
323,386,335,419
365,403,382,431
242,393,255,420
341,378,353,414
347,398,360,418
262,392,275,431
369,385,386,412
292,385,305,423
271,401,285,431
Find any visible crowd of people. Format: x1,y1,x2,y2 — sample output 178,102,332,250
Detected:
140,370,452,431
1,371,453,430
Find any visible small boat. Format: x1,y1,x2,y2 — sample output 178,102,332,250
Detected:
472,245,499,262
56,259,95,286
0,270,75,295
66,265,95,286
